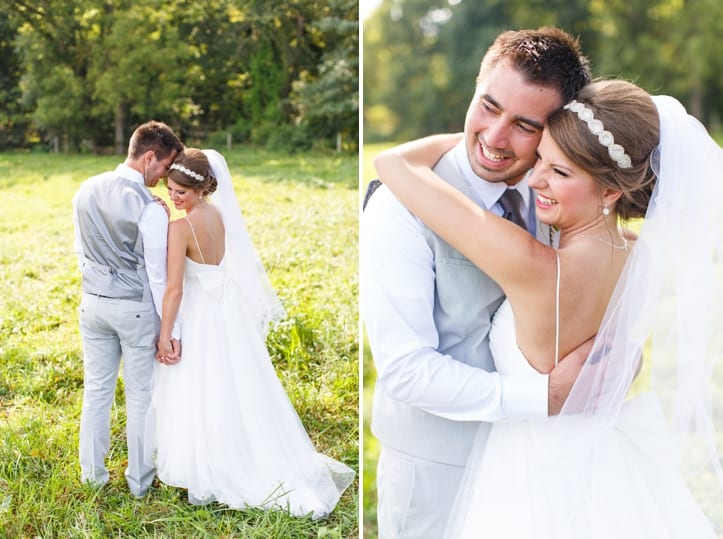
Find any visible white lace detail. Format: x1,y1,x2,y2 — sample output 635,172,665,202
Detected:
564,100,633,169
170,163,204,182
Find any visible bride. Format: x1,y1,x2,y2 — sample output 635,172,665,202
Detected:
374,80,722,537
144,148,354,518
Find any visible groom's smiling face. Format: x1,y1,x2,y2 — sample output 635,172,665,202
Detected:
464,59,562,186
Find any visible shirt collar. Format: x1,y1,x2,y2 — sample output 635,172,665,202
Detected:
115,163,146,186
450,139,531,210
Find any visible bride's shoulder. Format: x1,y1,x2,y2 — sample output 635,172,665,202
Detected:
169,216,197,238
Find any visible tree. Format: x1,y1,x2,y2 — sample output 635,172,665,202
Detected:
363,0,456,142
589,0,723,124
0,0,361,151
89,1,193,152
362,0,722,142
11,0,100,149
0,11,29,149
291,0,359,150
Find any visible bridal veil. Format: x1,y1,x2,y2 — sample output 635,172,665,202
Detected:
204,149,286,336
560,95,723,525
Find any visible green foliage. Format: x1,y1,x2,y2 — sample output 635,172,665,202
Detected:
588,0,723,122
265,123,313,153
363,0,453,142
30,65,86,143
89,3,194,128
0,12,29,148
362,331,378,539
0,0,359,152
244,38,286,127
364,0,723,141
291,0,359,150
0,147,359,537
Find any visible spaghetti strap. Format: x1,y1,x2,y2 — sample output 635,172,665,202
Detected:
184,216,206,265
554,252,560,366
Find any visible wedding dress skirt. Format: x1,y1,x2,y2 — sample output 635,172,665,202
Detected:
145,255,354,518
444,300,716,538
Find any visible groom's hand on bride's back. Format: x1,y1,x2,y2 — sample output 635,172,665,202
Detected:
547,337,594,416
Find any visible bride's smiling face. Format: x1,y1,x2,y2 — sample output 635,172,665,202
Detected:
528,130,601,229
167,179,201,211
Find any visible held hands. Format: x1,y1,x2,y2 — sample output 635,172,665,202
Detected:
547,336,594,415
156,338,182,365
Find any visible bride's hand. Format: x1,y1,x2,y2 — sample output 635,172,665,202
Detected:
153,195,171,218
156,339,178,364
165,339,182,365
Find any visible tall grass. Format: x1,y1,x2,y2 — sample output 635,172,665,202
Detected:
0,147,358,538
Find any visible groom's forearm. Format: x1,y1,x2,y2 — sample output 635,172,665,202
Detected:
375,348,547,422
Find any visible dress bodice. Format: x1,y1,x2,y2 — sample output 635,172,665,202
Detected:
489,299,539,377
183,256,229,298
149,250,353,518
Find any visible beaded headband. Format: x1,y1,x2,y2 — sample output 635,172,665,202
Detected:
564,100,632,169
169,163,204,182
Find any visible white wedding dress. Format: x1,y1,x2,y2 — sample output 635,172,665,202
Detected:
444,299,717,538
145,247,354,518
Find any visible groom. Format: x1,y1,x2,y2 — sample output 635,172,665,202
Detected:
362,27,592,538
73,120,184,497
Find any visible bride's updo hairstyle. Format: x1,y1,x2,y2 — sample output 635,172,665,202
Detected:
546,80,659,220
166,148,218,197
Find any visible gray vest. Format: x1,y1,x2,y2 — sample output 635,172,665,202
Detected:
371,153,505,466
75,172,153,301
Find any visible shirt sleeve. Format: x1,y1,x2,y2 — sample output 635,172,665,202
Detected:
72,192,84,270
139,201,181,339
361,185,548,422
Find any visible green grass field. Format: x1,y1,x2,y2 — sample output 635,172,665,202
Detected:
0,147,359,538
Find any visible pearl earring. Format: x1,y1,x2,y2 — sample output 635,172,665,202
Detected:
602,206,610,216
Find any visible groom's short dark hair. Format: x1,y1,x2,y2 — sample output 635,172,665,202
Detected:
478,27,591,104
128,120,185,160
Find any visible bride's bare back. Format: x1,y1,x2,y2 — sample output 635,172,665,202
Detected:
508,238,631,374
180,203,226,266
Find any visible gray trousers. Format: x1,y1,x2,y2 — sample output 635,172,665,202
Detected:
78,293,159,497
377,446,467,539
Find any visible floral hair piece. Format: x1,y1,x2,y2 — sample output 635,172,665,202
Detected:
169,163,204,182
564,100,632,169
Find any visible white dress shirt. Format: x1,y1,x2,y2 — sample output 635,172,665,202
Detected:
73,164,180,339
361,140,547,422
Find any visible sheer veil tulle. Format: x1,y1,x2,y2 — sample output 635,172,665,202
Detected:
558,96,723,524
203,149,286,336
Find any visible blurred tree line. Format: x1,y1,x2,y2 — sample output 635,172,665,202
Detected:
363,0,723,142
0,0,358,153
